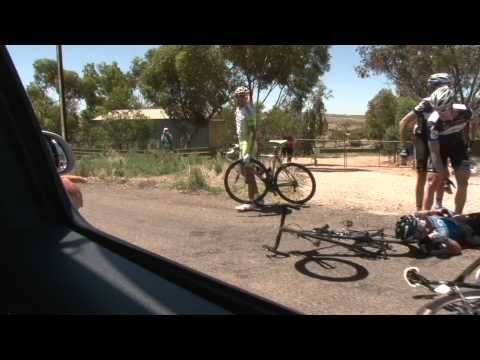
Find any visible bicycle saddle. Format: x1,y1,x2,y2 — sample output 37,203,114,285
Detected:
269,140,288,146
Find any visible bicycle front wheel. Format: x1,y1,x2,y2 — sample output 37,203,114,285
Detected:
224,159,269,204
274,163,316,204
417,290,480,315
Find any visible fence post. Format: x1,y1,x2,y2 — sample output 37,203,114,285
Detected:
394,142,397,166
344,137,347,168
378,141,381,167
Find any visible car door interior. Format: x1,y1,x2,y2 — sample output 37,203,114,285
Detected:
0,45,297,315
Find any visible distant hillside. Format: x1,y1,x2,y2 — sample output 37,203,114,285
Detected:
326,114,366,131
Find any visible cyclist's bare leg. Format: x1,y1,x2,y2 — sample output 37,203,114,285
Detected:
423,170,448,211
416,170,427,211
245,165,259,202
434,182,445,209
454,167,470,215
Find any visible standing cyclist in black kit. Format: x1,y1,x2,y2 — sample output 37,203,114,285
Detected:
399,73,453,211
423,86,475,214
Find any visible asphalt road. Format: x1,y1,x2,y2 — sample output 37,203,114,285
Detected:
79,182,480,315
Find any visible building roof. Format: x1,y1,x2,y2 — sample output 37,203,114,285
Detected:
93,108,170,121
93,108,224,122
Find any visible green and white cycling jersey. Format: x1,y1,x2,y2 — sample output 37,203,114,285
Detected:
235,104,257,157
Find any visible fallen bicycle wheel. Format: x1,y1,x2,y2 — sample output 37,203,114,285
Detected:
417,290,480,315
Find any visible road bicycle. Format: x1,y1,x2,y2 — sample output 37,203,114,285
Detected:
404,259,480,315
262,204,410,259
224,140,316,204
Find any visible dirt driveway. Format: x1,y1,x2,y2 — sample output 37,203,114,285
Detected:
78,165,480,315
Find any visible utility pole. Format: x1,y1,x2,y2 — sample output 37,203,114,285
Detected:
56,45,68,142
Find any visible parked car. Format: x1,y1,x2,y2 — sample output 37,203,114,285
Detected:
0,45,297,315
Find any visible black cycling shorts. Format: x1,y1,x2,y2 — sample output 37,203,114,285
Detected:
464,213,480,237
439,133,469,171
414,133,429,172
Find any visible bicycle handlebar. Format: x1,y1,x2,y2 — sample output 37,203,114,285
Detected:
255,203,302,212
404,267,452,294
275,203,301,210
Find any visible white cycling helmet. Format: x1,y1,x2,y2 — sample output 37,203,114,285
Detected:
234,86,249,96
430,86,455,111
428,73,451,88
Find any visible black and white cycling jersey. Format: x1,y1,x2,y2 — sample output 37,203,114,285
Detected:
427,104,473,140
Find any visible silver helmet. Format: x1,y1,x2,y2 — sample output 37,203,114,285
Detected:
428,73,451,88
430,86,455,111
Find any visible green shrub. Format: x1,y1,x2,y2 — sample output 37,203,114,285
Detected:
76,149,224,193
173,166,209,191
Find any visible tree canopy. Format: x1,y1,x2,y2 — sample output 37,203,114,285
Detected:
356,45,480,109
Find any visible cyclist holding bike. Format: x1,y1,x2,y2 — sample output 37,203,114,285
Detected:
233,86,262,211
396,209,480,257
399,73,453,211
423,86,475,214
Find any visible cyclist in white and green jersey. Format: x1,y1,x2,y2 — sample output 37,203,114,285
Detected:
233,86,262,211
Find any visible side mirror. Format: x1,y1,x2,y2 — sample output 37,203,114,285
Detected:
42,130,76,175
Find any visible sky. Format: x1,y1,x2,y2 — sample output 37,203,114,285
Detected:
6,45,395,115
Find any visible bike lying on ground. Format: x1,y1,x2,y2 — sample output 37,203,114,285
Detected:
224,140,316,205
262,204,409,259
404,259,480,315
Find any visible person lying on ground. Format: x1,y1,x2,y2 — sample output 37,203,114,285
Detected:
395,208,480,257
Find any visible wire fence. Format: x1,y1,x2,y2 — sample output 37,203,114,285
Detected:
73,139,415,168
72,139,418,169
72,146,213,159
291,139,414,168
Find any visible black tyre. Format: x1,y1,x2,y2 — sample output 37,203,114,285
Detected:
224,159,269,204
417,290,480,315
274,163,316,204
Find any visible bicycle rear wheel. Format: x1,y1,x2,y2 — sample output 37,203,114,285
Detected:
274,163,316,204
417,290,480,315
224,159,269,204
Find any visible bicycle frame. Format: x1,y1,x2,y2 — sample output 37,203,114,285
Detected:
259,140,288,172
404,258,480,314
407,257,480,294
251,144,296,196
224,140,314,205
263,205,392,259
